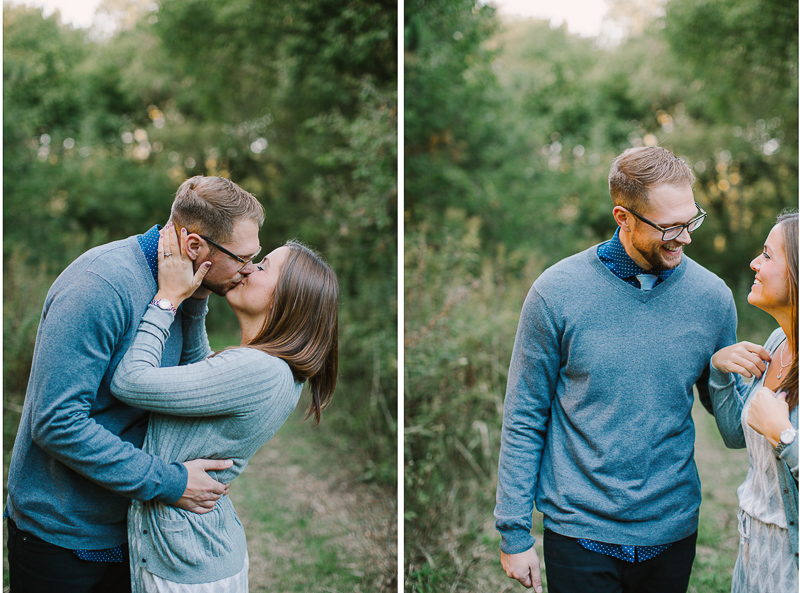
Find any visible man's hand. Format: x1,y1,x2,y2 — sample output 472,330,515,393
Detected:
174,458,233,514
501,547,543,592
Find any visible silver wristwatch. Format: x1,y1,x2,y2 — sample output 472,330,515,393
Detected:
151,298,177,315
775,427,797,455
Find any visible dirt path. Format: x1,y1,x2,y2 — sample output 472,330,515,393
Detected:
230,416,398,592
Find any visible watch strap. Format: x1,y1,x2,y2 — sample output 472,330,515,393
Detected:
150,298,177,315
775,427,797,455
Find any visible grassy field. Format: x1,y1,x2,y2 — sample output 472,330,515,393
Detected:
405,398,750,593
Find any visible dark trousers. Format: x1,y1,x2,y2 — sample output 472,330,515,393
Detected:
6,518,131,593
543,528,697,593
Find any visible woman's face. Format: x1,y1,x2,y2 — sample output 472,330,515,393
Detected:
225,245,291,318
748,224,790,314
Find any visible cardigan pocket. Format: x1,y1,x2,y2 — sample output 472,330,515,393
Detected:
151,514,204,568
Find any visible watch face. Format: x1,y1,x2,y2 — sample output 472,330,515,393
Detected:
781,428,797,445
156,299,171,310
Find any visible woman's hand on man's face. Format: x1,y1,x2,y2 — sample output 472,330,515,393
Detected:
155,222,212,306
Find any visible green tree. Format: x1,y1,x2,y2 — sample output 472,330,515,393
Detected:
4,0,398,486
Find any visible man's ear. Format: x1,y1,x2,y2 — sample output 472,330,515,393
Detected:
184,232,204,261
612,206,631,232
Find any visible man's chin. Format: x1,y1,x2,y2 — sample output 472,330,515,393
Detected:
202,280,235,297
653,246,683,270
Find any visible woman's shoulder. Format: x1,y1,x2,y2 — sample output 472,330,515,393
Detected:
764,327,786,351
213,346,297,383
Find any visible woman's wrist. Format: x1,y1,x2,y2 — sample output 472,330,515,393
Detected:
153,291,185,308
755,416,793,448
764,421,794,448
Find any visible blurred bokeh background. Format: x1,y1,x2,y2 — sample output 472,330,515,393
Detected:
404,0,797,590
3,0,397,590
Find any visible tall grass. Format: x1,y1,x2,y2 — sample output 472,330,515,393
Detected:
405,211,545,587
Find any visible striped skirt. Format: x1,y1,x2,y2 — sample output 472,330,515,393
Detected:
732,509,797,593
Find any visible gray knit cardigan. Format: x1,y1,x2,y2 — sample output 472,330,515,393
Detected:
112,303,303,584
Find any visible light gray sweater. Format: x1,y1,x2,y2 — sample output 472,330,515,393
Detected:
111,303,302,584
495,246,738,554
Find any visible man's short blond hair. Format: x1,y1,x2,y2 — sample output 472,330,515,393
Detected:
169,176,265,243
609,147,695,212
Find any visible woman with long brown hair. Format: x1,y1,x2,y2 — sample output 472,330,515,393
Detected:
111,223,338,592
709,211,798,593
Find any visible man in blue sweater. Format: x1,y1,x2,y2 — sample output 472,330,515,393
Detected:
5,176,266,591
495,147,738,592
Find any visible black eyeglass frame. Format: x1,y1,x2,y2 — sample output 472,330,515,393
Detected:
625,202,708,241
199,235,260,272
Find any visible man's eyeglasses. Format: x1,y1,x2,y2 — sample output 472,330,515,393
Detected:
199,235,260,273
625,202,707,242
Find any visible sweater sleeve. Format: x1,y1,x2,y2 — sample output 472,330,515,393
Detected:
700,287,740,416
708,327,786,450
28,273,187,503
494,286,560,554
178,297,213,365
708,364,748,449
779,434,798,481
112,305,290,416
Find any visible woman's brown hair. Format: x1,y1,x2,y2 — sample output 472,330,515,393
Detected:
777,211,798,409
245,240,339,425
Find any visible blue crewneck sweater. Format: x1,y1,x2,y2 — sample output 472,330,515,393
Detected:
5,232,207,550
495,245,738,554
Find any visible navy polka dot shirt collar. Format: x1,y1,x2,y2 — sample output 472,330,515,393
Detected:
136,224,162,283
597,227,675,286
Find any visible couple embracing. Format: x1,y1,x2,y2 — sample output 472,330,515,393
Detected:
6,176,339,592
496,146,797,593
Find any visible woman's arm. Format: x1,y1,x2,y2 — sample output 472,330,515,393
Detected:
781,438,799,482
747,387,798,480
179,297,213,365
111,305,293,416
708,361,748,449
709,330,785,450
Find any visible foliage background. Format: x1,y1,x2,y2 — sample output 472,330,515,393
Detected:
3,0,398,575
404,0,798,590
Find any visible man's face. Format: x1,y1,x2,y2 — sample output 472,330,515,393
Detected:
198,219,262,296
623,183,697,271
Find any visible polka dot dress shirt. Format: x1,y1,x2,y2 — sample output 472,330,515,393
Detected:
73,544,128,563
137,224,162,283
72,226,160,563
596,228,674,290
576,539,671,564
574,228,675,562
